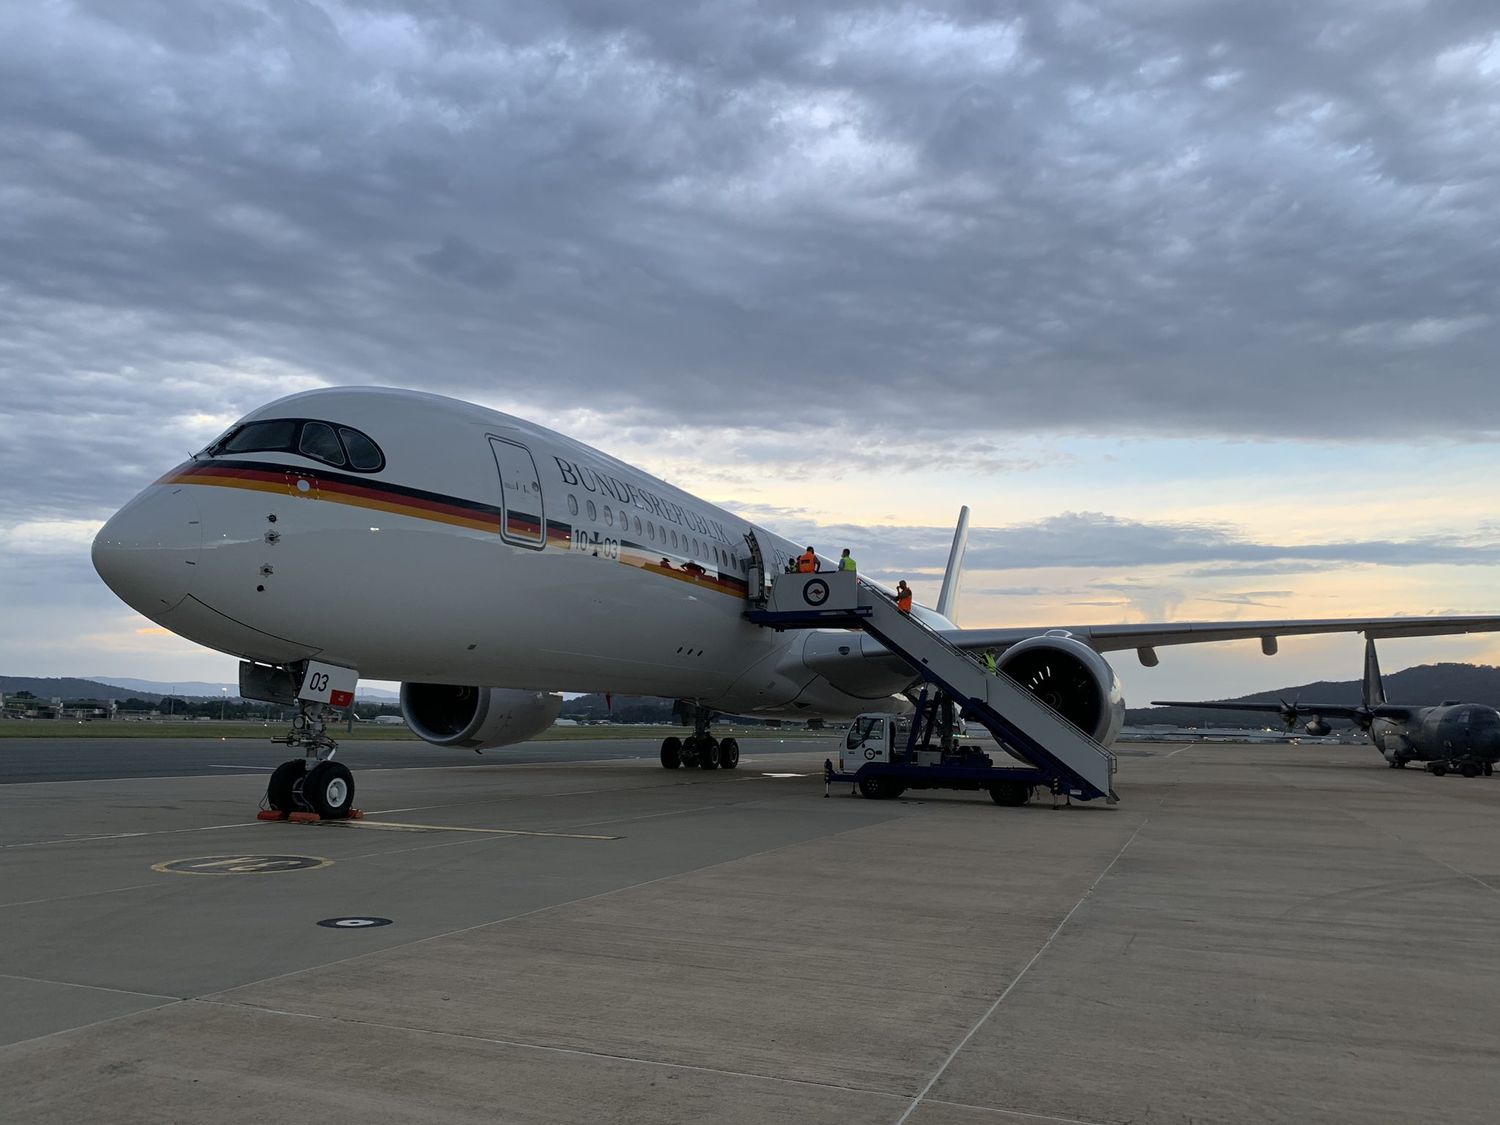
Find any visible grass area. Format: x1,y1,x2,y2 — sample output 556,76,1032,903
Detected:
0,720,832,741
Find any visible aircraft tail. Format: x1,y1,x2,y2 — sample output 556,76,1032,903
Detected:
1363,637,1386,708
935,506,970,623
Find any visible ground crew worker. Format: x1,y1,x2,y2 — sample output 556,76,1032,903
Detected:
896,580,913,613
798,546,818,573
983,648,998,675
839,549,856,573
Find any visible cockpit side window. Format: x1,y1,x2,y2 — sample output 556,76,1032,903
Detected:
339,427,383,471
209,418,385,473
299,422,346,466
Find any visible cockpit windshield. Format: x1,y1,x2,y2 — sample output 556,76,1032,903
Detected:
207,419,385,473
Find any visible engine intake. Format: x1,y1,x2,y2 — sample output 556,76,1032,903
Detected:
400,683,563,750
996,634,1125,746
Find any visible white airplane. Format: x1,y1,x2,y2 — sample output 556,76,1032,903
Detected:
91,387,1500,817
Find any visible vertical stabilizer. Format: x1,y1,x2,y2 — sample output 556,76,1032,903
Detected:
936,506,970,624
1363,637,1386,708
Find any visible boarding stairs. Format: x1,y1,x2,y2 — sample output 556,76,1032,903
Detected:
745,569,1118,803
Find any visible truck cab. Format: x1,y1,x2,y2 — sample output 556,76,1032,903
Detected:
841,712,950,772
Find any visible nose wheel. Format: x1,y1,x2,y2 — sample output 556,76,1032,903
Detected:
265,699,359,818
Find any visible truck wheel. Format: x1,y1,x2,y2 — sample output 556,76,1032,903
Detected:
988,782,1032,807
1431,762,1447,777
660,737,681,769
857,777,905,800
1461,762,1479,778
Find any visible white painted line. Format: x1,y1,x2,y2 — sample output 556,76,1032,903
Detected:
1,819,268,851
0,882,162,910
894,816,1153,1125
207,764,276,770
0,970,181,1003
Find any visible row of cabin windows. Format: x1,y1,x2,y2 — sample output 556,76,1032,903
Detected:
208,419,385,473
565,493,748,573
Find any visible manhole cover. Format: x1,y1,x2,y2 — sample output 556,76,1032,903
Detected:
316,917,393,929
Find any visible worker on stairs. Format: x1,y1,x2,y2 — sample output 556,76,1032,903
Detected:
798,546,819,573
896,580,913,614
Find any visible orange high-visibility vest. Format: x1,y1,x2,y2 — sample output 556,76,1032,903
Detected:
897,589,913,613
798,550,818,573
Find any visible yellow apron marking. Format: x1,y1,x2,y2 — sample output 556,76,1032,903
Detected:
331,820,619,841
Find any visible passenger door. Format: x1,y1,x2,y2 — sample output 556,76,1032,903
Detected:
488,437,545,549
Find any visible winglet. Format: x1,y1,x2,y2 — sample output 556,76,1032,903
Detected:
936,506,970,624
1363,637,1386,708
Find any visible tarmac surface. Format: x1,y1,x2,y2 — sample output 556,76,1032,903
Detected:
0,735,819,784
3,737,1499,1123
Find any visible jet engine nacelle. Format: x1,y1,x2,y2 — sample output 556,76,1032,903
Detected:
400,683,563,750
1304,718,1331,737
997,634,1125,746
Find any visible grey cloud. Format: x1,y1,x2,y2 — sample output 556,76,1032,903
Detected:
3,0,1500,467
746,510,1500,574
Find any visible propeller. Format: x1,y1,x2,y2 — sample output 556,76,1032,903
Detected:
1277,696,1301,730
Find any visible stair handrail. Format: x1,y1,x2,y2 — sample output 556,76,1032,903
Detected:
856,577,1116,771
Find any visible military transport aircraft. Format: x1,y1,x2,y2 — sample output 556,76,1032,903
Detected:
90,387,1500,815
1154,639,1500,776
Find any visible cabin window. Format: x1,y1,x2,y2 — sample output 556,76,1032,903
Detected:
567,495,579,517
646,521,655,540
603,506,613,527
299,422,346,466
671,530,679,549
633,516,641,535
586,500,597,521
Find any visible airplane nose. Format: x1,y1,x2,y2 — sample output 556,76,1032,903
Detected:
92,485,203,615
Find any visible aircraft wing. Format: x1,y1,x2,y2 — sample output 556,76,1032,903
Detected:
936,615,1500,659
1151,699,1368,720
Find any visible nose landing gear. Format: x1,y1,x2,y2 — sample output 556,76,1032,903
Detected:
266,700,357,818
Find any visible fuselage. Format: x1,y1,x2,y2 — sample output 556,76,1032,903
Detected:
92,387,922,719
1370,705,1500,765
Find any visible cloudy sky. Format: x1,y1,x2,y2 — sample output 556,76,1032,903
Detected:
4,0,1500,702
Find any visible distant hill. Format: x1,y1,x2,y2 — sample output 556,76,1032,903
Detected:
0,676,151,702
1128,662,1500,728
85,675,398,701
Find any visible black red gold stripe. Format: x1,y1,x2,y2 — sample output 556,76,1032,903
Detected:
163,459,748,598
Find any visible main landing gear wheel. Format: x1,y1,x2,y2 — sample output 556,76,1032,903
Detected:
697,738,722,770
304,760,355,818
988,782,1033,807
660,736,682,769
1461,762,1480,778
267,759,306,812
719,738,740,770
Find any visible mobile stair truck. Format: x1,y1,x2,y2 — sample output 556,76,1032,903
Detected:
745,567,1118,808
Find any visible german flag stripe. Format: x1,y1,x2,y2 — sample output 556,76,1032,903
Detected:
163,459,749,598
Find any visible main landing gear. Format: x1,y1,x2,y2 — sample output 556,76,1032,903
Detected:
660,706,740,772
266,700,357,818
